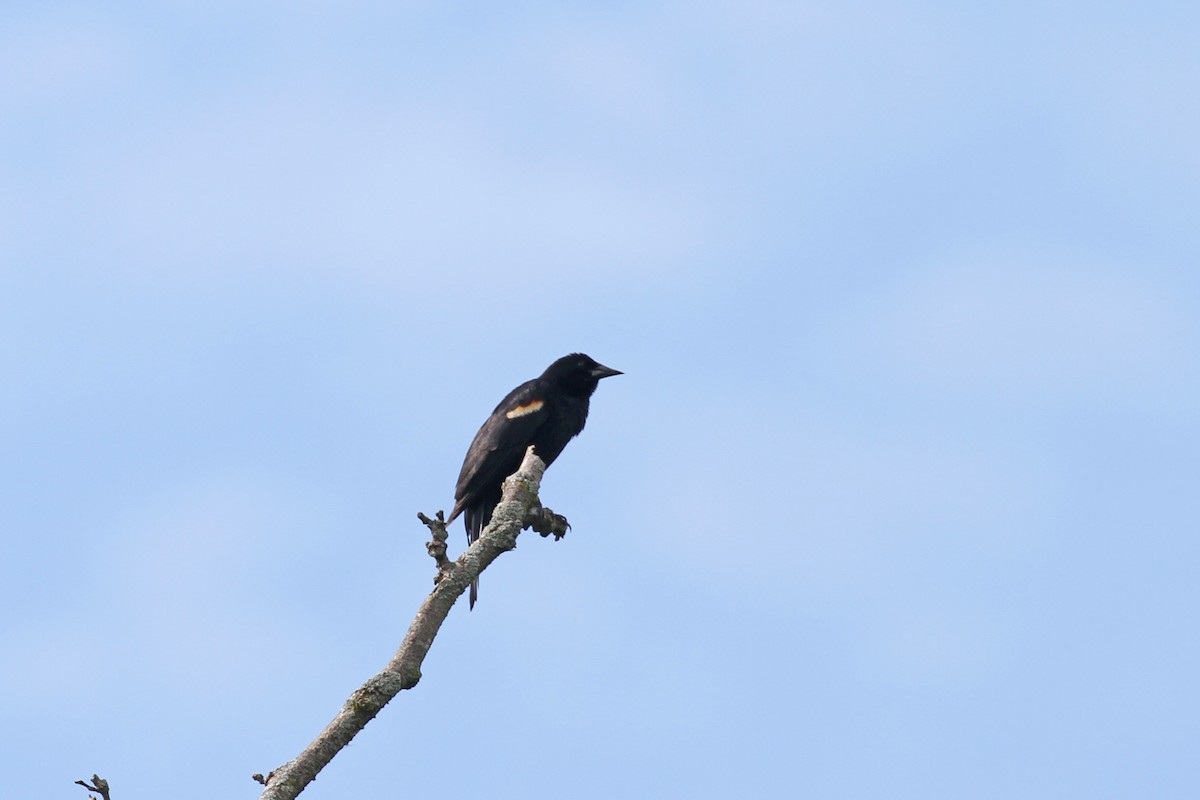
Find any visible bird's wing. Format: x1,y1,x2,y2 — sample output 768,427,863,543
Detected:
450,378,551,520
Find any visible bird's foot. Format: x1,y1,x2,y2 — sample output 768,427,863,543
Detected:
525,505,570,540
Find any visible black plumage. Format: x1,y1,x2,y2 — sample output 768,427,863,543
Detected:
449,353,622,609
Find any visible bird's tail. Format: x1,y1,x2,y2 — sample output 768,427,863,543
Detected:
466,510,484,610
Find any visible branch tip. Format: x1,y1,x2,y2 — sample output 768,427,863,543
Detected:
258,450,557,800
74,775,111,800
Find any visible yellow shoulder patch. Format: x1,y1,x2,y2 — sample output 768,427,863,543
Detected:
505,399,544,419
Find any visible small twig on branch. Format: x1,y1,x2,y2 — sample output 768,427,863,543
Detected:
74,775,111,800
256,447,552,800
417,509,454,583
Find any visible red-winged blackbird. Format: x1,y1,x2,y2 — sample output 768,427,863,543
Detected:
449,353,622,609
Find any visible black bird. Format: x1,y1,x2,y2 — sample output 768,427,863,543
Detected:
449,353,622,609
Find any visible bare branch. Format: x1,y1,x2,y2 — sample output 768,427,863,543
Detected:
74,775,110,800
417,509,454,583
256,447,550,800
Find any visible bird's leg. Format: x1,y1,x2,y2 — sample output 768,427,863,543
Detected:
524,504,570,541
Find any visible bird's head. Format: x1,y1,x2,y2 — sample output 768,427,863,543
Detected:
542,353,622,396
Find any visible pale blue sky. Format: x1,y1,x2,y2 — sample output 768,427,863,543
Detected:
3,3,1198,798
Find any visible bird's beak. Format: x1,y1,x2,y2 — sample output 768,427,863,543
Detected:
590,363,623,379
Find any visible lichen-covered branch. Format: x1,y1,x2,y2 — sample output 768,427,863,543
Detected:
74,775,110,800
255,447,552,800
